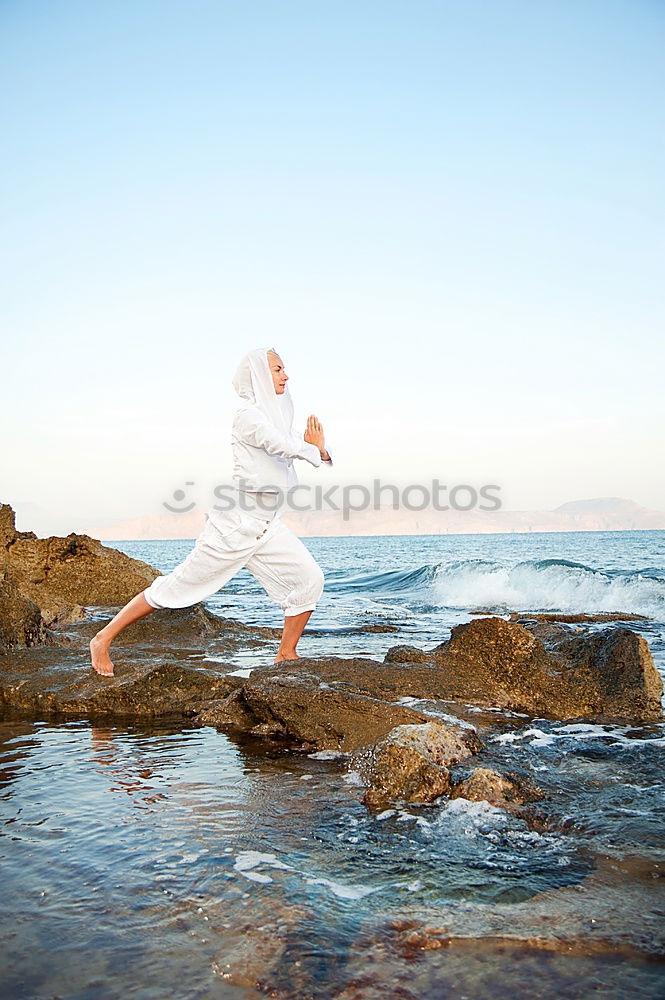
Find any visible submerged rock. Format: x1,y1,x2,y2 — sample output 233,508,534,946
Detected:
450,766,544,810
350,720,483,810
385,616,663,722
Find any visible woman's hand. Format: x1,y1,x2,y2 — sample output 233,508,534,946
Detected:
304,414,327,456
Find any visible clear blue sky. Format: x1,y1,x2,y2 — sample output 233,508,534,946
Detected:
2,0,663,534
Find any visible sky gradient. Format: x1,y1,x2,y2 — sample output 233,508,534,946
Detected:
2,0,663,535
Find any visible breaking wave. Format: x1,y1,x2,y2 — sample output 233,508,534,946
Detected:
326,558,665,618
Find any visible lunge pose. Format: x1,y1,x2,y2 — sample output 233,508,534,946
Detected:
90,347,332,676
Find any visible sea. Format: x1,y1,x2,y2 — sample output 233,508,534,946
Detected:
1,530,664,999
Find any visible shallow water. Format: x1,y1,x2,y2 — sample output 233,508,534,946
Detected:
1,718,663,998
2,530,664,997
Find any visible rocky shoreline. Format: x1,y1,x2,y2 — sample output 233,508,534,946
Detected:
2,501,665,971
1,501,662,817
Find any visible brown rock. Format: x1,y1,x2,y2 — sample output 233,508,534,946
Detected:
507,611,650,623
0,578,52,651
450,766,544,809
350,720,482,810
0,606,240,717
0,504,17,548
385,616,663,722
198,664,439,751
5,525,159,624
383,644,431,663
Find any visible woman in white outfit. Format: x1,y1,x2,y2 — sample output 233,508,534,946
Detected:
90,347,332,676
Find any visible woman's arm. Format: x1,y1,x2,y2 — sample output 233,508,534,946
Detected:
234,408,322,466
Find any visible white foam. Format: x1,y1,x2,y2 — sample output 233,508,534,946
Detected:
492,723,665,748
343,771,364,786
227,667,254,678
431,559,665,618
241,870,273,883
307,749,348,760
394,699,477,731
233,851,293,884
304,876,378,900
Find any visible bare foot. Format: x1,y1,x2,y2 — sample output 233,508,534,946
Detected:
90,635,115,676
273,651,300,664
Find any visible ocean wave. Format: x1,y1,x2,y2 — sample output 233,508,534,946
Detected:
326,558,665,618
431,558,665,617
326,564,437,594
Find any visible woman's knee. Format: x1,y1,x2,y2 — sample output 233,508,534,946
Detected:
283,561,324,613
306,562,325,605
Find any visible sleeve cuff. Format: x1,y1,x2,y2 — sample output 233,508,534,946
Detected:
301,442,322,466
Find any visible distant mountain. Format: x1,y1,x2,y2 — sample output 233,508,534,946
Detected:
93,496,665,540
552,498,665,531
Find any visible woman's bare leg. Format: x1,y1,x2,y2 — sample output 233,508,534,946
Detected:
89,592,156,677
274,610,313,663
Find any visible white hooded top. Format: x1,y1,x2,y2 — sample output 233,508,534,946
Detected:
229,347,324,494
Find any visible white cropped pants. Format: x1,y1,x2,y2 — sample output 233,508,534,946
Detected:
143,507,325,617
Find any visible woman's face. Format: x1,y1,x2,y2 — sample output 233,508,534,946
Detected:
267,352,288,394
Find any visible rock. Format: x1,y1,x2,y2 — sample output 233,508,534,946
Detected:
0,658,235,719
350,720,482,810
0,578,53,651
5,528,159,624
0,606,241,717
199,664,438,751
507,611,650,624
382,644,431,663
0,504,17,548
0,503,38,551
1,502,160,629
358,623,400,633
385,616,663,722
450,767,544,809
48,604,88,627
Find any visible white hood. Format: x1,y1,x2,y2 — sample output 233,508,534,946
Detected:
231,346,293,435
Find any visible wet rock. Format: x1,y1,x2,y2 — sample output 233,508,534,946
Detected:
198,664,439,751
48,604,88,627
385,616,663,722
507,611,650,624
451,767,544,809
382,644,431,663
350,720,483,809
372,853,665,962
0,652,235,718
0,605,241,718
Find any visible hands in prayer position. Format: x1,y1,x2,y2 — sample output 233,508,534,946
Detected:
304,415,331,462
